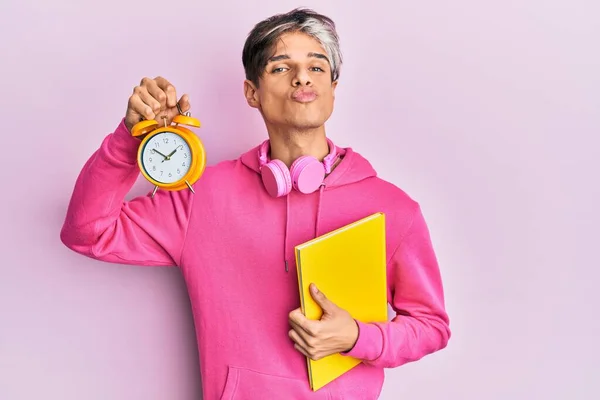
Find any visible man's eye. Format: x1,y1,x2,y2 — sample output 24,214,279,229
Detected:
272,67,287,73
311,67,324,72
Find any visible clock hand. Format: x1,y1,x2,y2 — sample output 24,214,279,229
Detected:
166,148,178,158
153,149,169,160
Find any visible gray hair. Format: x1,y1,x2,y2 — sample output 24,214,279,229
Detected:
242,8,342,86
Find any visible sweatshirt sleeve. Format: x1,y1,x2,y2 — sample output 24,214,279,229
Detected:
342,204,451,368
60,119,194,267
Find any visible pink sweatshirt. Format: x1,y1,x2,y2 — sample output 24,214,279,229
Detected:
60,119,450,399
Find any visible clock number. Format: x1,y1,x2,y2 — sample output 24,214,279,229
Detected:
152,166,156,171
168,172,172,177
149,157,153,162
163,138,169,144
178,145,184,150
160,171,163,176
177,168,181,174
182,162,186,167
154,142,159,148
184,153,188,158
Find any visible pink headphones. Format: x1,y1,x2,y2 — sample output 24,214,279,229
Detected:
258,138,338,197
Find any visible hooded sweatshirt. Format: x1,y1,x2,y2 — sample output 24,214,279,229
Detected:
60,119,450,400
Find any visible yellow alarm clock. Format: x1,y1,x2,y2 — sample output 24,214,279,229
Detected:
130,106,206,198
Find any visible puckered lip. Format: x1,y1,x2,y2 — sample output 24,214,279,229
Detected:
291,88,318,103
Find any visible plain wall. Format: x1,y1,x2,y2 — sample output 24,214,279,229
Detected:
1,0,599,399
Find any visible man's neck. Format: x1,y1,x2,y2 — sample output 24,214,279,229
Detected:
267,126,330,168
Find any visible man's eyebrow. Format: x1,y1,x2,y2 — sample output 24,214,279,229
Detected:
268,54,291,63
308,52,329,62
267,53,330,63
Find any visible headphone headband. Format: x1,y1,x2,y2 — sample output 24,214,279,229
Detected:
258,138,338,173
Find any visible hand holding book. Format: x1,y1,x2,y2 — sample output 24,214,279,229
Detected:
288,283,360,361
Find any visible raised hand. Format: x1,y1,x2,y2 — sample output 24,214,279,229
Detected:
125,76,191,132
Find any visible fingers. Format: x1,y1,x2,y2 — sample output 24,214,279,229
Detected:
177,94,191,113
289,310,325,358
289,319,312,342
288,309,318,336
294,343,311,359
289,328,310,349
288,308,305,326
289,329,325,361
128,91,156,121
139,77,168,110
131,85,161,119
125,76,190,131
310,284,337,314
153,76,178,107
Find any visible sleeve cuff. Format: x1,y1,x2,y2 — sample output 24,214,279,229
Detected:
341,320,384,361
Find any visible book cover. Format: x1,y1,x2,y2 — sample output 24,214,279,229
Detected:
294,212,388,391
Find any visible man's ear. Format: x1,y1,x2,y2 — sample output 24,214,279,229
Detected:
332,80,339,97
243,79,260,109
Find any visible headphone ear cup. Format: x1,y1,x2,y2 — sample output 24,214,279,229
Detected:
261,159,292,197
290,156,326,194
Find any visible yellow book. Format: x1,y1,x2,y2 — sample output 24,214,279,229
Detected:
294,212,388,392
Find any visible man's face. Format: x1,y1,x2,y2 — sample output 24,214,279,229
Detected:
244,32,338,132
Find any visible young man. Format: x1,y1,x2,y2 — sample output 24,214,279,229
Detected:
61,7,450,399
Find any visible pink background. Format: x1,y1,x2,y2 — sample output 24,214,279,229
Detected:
1,0,599,399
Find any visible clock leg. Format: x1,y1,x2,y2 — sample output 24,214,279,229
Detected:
185,180,195,194
151,185,159,198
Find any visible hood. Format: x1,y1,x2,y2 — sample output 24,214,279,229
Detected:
239,141,378,272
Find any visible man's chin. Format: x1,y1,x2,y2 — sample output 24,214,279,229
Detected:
290,120,325,132
265,112,331,133
288,113,331,131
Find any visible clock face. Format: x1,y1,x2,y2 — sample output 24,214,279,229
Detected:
140,131,193,184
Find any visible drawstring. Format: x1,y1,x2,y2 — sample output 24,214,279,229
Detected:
283,184,326,273
315,184,325,238
284,194,290,272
